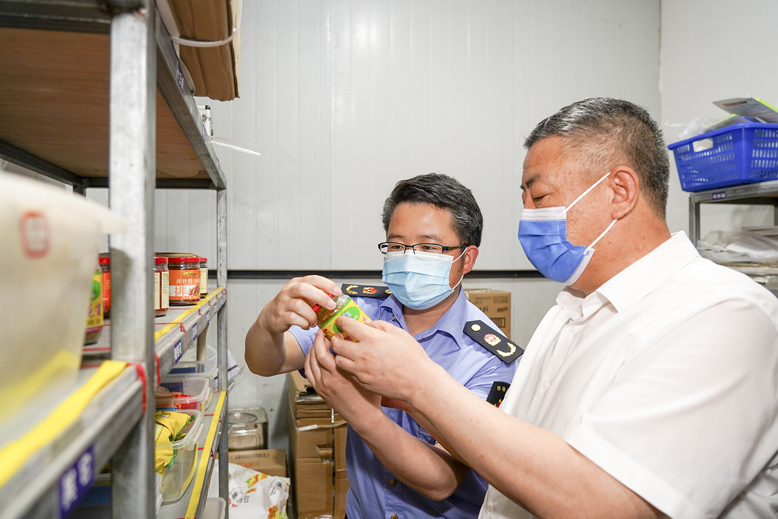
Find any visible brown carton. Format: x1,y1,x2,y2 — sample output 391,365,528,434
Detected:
288,371,349,519
227,449,287,478
465,289,512,338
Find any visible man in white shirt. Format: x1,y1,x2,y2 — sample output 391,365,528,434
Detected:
306,97,778,518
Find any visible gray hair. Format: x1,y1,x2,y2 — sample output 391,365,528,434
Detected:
524,98,669,218
382,173,483,247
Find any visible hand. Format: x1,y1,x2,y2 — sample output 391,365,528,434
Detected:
329,317,439,402
258,275,341,334
304,330,383,428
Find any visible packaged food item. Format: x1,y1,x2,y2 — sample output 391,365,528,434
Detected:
84,264,104,345
199,257,208,299
98,255,111,318
168,257,201,305
312,292,371,341
154,257,170,317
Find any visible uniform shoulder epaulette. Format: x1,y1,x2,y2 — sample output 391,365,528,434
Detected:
486,381,511,407
342,284,392,299
463,320,523,365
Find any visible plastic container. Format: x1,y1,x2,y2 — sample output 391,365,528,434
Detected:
227,407,268,451
0,172,124,417
668,123,778,192
154,257,170,317
157,376,212,412
168,357,218,394
203,497,226,519
199,257,209,299
168,256,201,305
98,255,111,318
157,409,203,503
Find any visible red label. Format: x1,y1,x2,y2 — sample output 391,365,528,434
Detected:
20,211,49,258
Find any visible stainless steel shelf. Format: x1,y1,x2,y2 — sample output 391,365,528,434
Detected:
83,288,228,380
0,366,142,519
689,181,778,245
0,2,226,191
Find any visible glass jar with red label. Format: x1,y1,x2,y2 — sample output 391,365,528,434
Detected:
154,257,170,316
98,255,111,319
199,257,209,299
168,257,201,305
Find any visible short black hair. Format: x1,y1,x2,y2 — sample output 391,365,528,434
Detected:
382,173,483,247
525,97,669,219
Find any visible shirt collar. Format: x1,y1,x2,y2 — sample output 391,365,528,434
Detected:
379,287,468,347
557,231,700,319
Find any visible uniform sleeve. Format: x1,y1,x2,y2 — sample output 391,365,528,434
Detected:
463,355,518,401
288,324,318,356
566,298,778,519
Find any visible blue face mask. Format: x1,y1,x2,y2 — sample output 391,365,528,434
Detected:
518,172,616,285
382,249,466,310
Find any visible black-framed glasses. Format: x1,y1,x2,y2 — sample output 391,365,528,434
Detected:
378,242,467,255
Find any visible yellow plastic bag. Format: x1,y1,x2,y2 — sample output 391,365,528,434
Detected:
154,411,194,474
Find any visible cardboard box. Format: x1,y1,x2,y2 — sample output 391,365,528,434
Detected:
288,371,349,519
227,449,287,478
465,289,512,339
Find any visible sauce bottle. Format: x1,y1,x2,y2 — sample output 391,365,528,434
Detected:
312,293,371,341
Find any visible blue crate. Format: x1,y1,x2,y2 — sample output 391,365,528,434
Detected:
667,123,778,192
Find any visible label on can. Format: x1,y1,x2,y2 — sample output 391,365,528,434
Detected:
169,268,200,302
162,271,170,309
86,269,103,331
320,299,371,341
101,271,111,314
200,267,208,297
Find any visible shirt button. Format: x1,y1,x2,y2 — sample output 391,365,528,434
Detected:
541,379,549,390
388,479,397,487
391,515,398,519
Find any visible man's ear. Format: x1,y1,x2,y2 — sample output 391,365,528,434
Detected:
462,245,479,275
610,166,640,219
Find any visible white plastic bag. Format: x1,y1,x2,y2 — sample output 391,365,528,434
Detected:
209,462,290,519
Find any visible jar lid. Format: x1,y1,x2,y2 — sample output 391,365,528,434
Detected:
200,257,207,262
169,256,200,263
98,257,110,264
155,257,169,264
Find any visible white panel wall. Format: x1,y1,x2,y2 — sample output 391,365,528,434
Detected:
660,0,778,237
154,0,663,448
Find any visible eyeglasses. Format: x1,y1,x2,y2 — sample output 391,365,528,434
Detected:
378,242,467,255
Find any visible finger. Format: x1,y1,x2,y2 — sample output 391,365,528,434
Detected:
304,346,318,388
366,320,397,333
300,275,342,296
312,330,337,372
334,315,373,342
329,332,361,361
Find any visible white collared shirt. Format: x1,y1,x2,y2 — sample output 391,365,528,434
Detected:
480,232,778,519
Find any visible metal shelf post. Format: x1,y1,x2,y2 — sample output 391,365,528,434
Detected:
216,187,229,513
107,3,157,519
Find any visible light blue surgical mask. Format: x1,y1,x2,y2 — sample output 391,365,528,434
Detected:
382,249,466,310
518,172,616,285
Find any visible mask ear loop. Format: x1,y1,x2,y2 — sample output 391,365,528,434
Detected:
450,247,469,290
564,171,611,212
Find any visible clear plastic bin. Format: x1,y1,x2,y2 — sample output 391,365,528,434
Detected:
157,376,212,412
157,409,203,503
0,172,124,420
203,497,227,519
168,357,218,394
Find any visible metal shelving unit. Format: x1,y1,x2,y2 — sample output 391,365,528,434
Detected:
689,179,778,245
0,1,230,518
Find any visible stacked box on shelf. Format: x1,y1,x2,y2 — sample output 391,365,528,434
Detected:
287,371,349,519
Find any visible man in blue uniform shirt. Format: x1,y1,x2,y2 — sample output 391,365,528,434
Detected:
245,173,518,519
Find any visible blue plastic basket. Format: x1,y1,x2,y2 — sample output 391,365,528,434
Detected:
667,123,778,192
